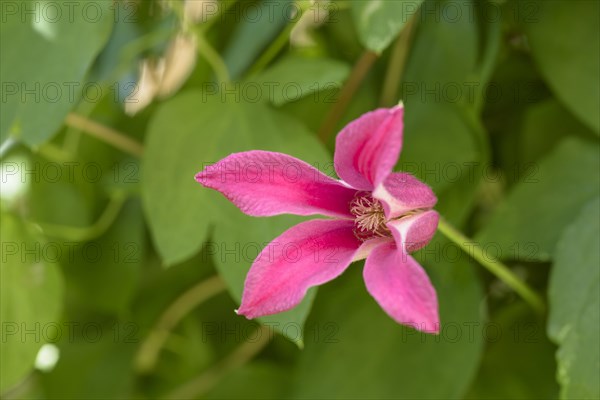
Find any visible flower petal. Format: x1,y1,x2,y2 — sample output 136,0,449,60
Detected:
196,151,356,218
387,210,439,253
237,219,362,318
334,106,403,190
363,242,439,333
373,172,437,219
352,236,393,262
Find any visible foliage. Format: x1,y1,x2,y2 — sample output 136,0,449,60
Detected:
1,0,598,399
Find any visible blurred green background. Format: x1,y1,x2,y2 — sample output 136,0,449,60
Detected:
1,0,599,399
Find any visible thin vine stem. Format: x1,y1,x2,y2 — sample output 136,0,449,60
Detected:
163,325,273,399
135,275,227,373
245,22,294,78
172,0,231,83
199,0,239,32
195,31,231,83
379,14,418,107
64,113,144,157
437,217,545,313
317,50,379,142
244,1,315,78
36,192,127,242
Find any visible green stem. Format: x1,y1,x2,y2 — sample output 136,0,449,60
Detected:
317,50,379,143
200,0,239,32
135,275,227,373
379,14,417,107
163,325,272,399
245,23,294,78
437,217,545,313
36,192,127,242
37,143,76,164
195,31,231,83
64,113,144,157
244,0,317,79
173,0,231,83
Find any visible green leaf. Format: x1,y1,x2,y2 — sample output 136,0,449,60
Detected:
523,0,600,134
0,0,113,146
404,0,478,87
351,0,424,53
211,207,316,346
519,99,594,166
548,196,600,399
477,138,600,261
466,302,559,399
399,0,482,193
0,213,64,391
141,93,220,266
142,91,331,341
400,104,482,193
291,235,485,398
256,56,350,106
142,90,330,265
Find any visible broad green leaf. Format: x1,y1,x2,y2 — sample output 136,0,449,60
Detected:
399,0,482,193
142,90,330,265
519,99,594,166
523,0,600,134
280,74,379,144
466,302,559,399
0,0,113,146
142,91,331,341
256,56,350,106
435,164,482,227
351,0,424,53
400,104,482,193
141,93,221,266
292,235,485,398
0,213,64,391
212,206,316,346
548,197,600,399
477,138,600,261
403,0,478,88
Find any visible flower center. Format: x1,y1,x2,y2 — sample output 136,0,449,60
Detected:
349,192,391,241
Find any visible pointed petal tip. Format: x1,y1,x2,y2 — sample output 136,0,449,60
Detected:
363,243,440,336
194,170,207,184
236,219,360,322
421,322,440,335
405,320,440,335
333,107,404,190
194,151,356,218
234,306,254,319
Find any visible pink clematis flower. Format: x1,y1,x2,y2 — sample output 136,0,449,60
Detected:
195,105,441,333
